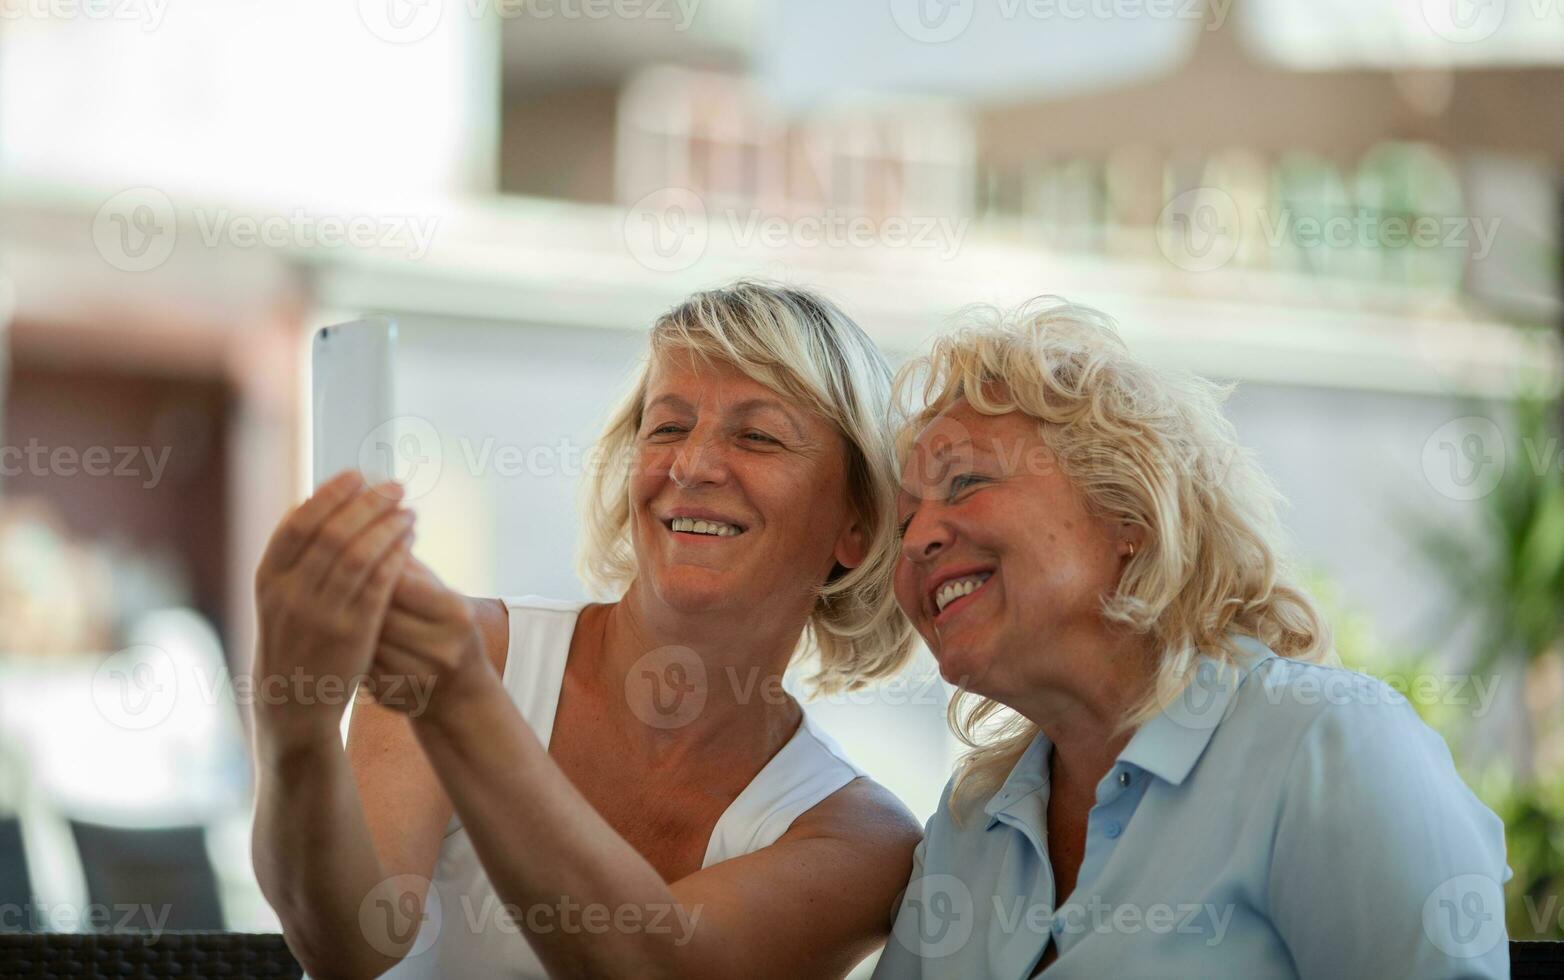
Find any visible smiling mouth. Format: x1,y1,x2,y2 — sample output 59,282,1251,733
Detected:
665,517,745,538
932,571,993,619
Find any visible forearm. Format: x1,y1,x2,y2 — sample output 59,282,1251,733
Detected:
410,680,697,980
251,734,403,979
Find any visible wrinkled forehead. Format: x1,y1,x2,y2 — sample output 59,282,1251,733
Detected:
645,345,817,417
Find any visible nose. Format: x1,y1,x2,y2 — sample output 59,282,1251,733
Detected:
899,505,953,564
669,426,729,489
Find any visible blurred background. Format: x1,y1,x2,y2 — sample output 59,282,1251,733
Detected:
1,0,1562,964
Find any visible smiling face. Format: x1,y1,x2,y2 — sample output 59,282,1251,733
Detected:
893,398,1139,699
628,351,866,621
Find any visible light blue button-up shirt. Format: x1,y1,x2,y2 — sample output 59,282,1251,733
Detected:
873,636,1512,979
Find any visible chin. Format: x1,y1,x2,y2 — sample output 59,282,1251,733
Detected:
929,637,990,691
650,568,741,613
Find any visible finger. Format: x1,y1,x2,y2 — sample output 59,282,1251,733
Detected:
380,604,427,644
294,481,407,590
364,642,439,712
257,470,366,579
350,528,416,620
327,509,417,609
388,559,458,622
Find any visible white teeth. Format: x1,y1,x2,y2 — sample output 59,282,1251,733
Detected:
671,517,740,537
934,574,991,613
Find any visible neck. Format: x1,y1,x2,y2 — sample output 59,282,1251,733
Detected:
1009,626,1158,794
590,580,808,762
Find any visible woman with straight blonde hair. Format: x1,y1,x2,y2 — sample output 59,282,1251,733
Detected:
250,281,921,979
874,298,1509,978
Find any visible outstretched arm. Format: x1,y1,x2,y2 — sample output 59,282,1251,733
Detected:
373,561,921,980
249,471,426,979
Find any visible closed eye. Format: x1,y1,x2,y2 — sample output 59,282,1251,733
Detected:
949,473,987,496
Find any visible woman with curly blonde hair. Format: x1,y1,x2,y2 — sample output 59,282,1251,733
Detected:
874,298,1509,978
251,281,921,979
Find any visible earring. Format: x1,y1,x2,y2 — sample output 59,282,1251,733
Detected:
1126,541,1136,559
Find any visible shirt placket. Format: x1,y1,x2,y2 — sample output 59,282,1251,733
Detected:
1049,763,1150,959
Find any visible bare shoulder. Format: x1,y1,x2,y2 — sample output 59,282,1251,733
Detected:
788,776,923,856
466,594,510,675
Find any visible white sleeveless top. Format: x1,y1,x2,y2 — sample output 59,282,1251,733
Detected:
382,596,867,979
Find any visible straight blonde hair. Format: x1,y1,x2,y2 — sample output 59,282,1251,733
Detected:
894,298,1334,813
580,280,915,691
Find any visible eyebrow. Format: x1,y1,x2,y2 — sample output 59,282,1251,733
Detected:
643,394,808,440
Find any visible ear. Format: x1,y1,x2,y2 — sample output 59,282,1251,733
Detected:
1116,521,1146,560
832,514,869,572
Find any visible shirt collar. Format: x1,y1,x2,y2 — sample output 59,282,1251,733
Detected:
1118,633,1276,786
983,728,1052,824
982,634,1277,828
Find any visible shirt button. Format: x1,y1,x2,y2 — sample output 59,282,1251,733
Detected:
1105,820,1122,839
1118,771,1131,787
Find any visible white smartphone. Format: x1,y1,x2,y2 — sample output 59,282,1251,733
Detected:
311,316,396,490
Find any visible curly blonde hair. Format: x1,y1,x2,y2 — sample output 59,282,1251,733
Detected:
580,280,915,692
894,297,1335,812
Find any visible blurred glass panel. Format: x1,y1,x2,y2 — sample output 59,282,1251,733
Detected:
0,1,497,202
1243,0,1564,69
